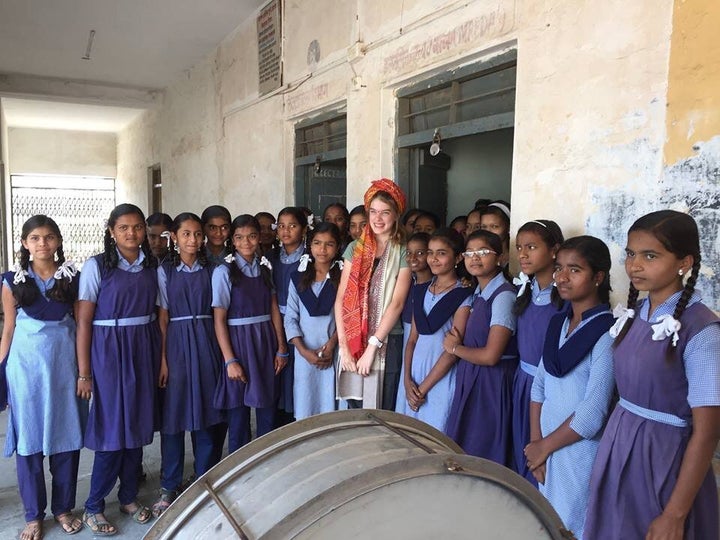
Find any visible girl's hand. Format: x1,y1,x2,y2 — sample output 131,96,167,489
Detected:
340,347,357,372
313,344,334,370
227,362,247,383
76,378,92,400
274,353,288,375
356,347,375,377
158,360,168,388
443,327,461,354
531,463,546,485
645,512,684,540
404,377,425,411
524,439,549,471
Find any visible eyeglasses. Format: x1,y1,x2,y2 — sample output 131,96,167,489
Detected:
462,249,496,258
405,250,426,259
207,224,230,233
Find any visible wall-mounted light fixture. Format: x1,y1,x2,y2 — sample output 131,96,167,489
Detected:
430,129,441,156
314,155,322,173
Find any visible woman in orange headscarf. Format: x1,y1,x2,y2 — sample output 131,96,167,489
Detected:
335,179,412,409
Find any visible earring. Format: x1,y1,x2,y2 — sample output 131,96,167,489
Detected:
678,269,684,276
595,283,599,287
174,244,180,253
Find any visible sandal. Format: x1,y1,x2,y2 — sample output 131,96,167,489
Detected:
54,513,82,535
151,489,178,518
82,512,117,537
119,501,152,524
19,520,43,540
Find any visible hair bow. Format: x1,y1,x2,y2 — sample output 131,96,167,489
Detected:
307,215,315,230
297,253,312,272
651,314,682,346
609,304,635,338
512,272,531,298
12,263,29,285
53,261,78,282
160,230,172,246
271,223,277,231
260,256,273,270
224,253,234,263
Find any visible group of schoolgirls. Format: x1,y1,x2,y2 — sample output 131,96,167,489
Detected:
397,204,720,540
0,203,352,539
1,196,719,540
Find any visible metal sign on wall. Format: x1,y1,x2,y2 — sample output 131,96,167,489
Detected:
257,0,282,95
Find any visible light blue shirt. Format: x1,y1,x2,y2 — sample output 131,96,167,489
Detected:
157,260,203,309
477,272,517,332
211,255,262,309
637,292,720,408
78,250,146,303
2,266,57,298
531,278,553,306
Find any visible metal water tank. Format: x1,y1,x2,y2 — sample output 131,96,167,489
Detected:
145,410,572,539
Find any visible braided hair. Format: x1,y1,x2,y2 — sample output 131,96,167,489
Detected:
167,212,209,268
228,214,274,290
102,204,156,270
550,236,612,307
513,220,564,315
614,211,701,358
297,222,343,292
12,215,76,306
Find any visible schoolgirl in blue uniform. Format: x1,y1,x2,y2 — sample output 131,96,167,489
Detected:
212,214,288,452
77,203,159,535
201,205,232,267
1,215,84,539
284,222,342,419
511,220,564,485
152,212,225,517
268,207,307,426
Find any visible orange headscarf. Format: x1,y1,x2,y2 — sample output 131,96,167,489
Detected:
343,179,407,359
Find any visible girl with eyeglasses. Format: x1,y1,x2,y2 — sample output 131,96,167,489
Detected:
443,230,518,464
212,215,287,452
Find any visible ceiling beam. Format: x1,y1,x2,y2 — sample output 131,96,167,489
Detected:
0,72,162,108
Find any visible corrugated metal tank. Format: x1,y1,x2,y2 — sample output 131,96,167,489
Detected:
145,410,572,539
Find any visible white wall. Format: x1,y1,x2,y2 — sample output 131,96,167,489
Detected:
0,104,9,270
8,127,116,177
116,0,720,309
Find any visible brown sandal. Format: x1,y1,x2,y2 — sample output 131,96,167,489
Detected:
82,512,117,537
19,520,43,540
54,513,82,535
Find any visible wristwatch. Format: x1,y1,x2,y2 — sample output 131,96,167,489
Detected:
368,335,384,349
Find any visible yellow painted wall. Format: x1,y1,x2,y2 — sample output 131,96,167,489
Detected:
664,0,720,164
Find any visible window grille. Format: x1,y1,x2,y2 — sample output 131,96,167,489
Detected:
10,175,116,268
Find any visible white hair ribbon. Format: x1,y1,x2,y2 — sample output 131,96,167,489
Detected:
307,215,315,231
651,314,682,346
297,253,312,272
271,223,277,231
326,259,344,279
260,256,273,270
53,261,78,282
224,253,234,263
609,304,635,338
160,230,172,246
12,263,29,285
489,202,511,219
512,272,531,298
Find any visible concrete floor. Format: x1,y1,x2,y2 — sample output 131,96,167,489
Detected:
0,409,197,540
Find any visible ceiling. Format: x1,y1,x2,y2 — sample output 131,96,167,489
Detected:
0,0,266,131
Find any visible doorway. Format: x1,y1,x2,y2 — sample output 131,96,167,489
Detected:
397,51,516,225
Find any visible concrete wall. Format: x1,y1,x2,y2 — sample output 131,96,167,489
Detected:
0,104,9,270
116,0,720,309
8,127,116,177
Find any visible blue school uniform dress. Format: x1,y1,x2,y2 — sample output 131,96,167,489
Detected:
512,279,564,485
396,281,472,431
212,255,278,452
270,245,305,418
445,273,518,464
3,269,85,522
157,260,224,488
284,272,337,420
530,305,614,539
585,293,720,540
80,251,160,514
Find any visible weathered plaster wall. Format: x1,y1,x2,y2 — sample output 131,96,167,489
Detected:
9,127,117,177
116,0,719,308
0,104,9,270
